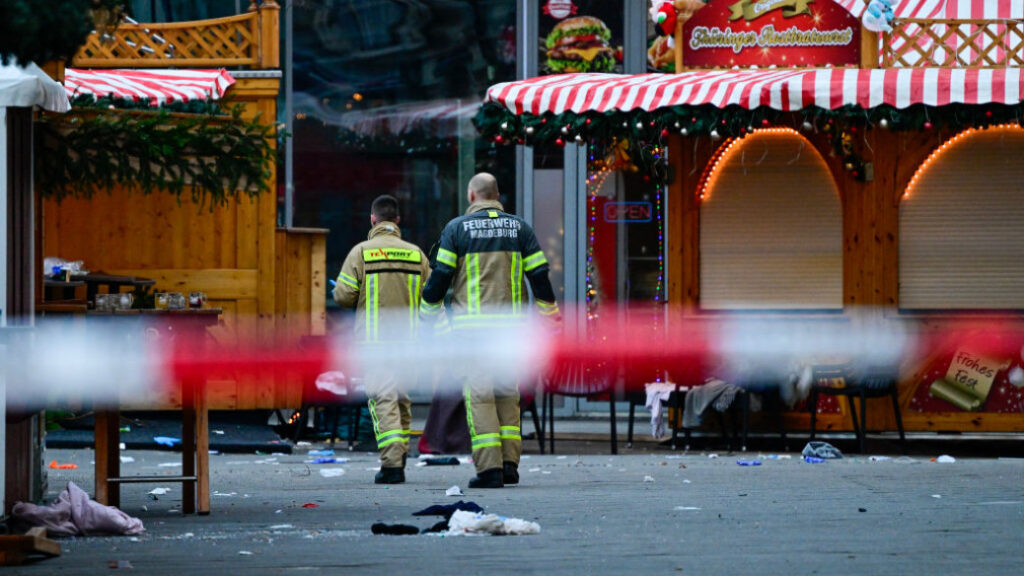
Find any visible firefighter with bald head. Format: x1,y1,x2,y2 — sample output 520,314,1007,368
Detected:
419,173,560,488
334,194,430,484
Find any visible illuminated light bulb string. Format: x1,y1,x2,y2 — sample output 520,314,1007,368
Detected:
585,143,614,322
904,124,1023,200
697,127,799,202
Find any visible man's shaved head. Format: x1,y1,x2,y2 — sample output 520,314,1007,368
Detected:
468,172,499,200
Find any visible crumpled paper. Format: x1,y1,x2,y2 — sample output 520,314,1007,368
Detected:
12,481,145,536
446,510,540,535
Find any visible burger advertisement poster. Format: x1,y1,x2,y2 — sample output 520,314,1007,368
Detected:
681,0,861,68
541,0,624,75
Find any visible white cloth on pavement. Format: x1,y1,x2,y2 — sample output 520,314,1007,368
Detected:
447,510,540,535
12,481,145,536
644,382,678,439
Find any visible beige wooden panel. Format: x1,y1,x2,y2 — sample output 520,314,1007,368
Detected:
107,268,258,300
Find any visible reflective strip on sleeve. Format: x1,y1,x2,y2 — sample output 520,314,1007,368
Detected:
365,274,379,341
466,253,481,315
408,273,421,333
339,272,359,289
362,247,422,263
510,253,523,315
523,250,548,272
436,248,458,268
536,300,560,316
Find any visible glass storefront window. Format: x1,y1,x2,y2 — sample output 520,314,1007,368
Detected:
289,1,518,312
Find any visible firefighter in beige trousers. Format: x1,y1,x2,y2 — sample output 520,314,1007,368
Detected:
334,195,430,485
420,173,560,488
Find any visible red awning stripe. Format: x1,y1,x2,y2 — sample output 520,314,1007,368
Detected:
64,68,235,105
485,68,1023,116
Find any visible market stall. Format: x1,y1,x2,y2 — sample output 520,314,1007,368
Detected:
477,0,1024,434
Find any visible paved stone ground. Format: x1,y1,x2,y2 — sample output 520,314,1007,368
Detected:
9,440,1024,576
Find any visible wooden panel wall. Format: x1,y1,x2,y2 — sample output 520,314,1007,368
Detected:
37,77,315,410
668,126,1024,434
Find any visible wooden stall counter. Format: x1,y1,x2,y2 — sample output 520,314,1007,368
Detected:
89,308,221,515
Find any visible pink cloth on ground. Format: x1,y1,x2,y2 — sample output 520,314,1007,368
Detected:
12,481,145,536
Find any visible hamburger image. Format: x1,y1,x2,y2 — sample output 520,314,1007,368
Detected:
545,16,617,73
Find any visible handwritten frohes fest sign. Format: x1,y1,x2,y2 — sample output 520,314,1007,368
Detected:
682,0,860,68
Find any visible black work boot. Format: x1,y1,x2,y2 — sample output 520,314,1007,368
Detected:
502,461,519,485
374,467,405,484
467,468,504,489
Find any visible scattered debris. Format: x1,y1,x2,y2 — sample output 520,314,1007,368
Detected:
153,437,180,447
11,482,144,536
869,456,892,462
803,456,826,464
556,456,567,460
371,523,418,535
296,441,312,447
108,560,133,569
858,508,867,513
935,455,956,463
318,468,346,478
445,486,464,497
707,453,719,459
301,503,319,508
238,550,254,556
644,475,655,483
447,510,540,535
802,441,843,460
673,506,701,511
119,457,135,464
157,463,181,468
308,449,335,456
213,430,225,435
308,458,347,464
269,524,294,530
48,461,77,470
528,468,541,473
736,460,762,466
931,494,942,499
423,457,460,466
147,488,171,496
413,501,484,520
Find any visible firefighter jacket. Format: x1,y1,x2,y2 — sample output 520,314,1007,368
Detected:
419,200,559,329
333,221,430,342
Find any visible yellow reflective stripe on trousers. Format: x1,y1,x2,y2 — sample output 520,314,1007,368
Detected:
464,386,501,449
472,433,501,450
510,253,522,315
523,250,547,272
467,253,481,315
365,274,379,341
436,248,457,268
377,430,408,448
500,425,521,440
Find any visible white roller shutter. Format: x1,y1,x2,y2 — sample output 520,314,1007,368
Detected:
899,127,1024,310
700,131,843,310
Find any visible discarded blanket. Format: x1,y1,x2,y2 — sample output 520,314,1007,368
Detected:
446,510,540,536
644,382,678,439
682,379,742,429
412,500,484,520
12,481,145,536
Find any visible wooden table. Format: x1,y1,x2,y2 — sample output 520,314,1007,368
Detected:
90,308,221,515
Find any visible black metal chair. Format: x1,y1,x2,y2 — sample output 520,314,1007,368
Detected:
808,363,905,454
520,382,546,454
541,360,619,454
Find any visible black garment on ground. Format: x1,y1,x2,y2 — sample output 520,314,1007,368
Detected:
412,500,484,520
371,523,419,535
418,392,471,455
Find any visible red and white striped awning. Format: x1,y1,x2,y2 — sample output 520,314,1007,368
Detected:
64,68,235,105
484,68,1024,116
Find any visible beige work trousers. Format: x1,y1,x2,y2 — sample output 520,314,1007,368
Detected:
464,370,521,474
366,369,411,469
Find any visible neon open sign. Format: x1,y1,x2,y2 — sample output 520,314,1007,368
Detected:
603,202,653,223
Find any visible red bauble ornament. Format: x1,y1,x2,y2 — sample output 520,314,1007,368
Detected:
660,128,670,138
985,110,993,118
850,125,859,134
585,118,592,125
923,121,933,130
494,135,504,144
761,119,770,127
554,137,565,148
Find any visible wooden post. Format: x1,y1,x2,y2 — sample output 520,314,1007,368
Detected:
674,20,684,72
252,0,280,69
861,27,880,68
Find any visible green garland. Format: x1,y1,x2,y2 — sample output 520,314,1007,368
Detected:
474,102,1024,183
35,105,276,209
70,94,225,116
